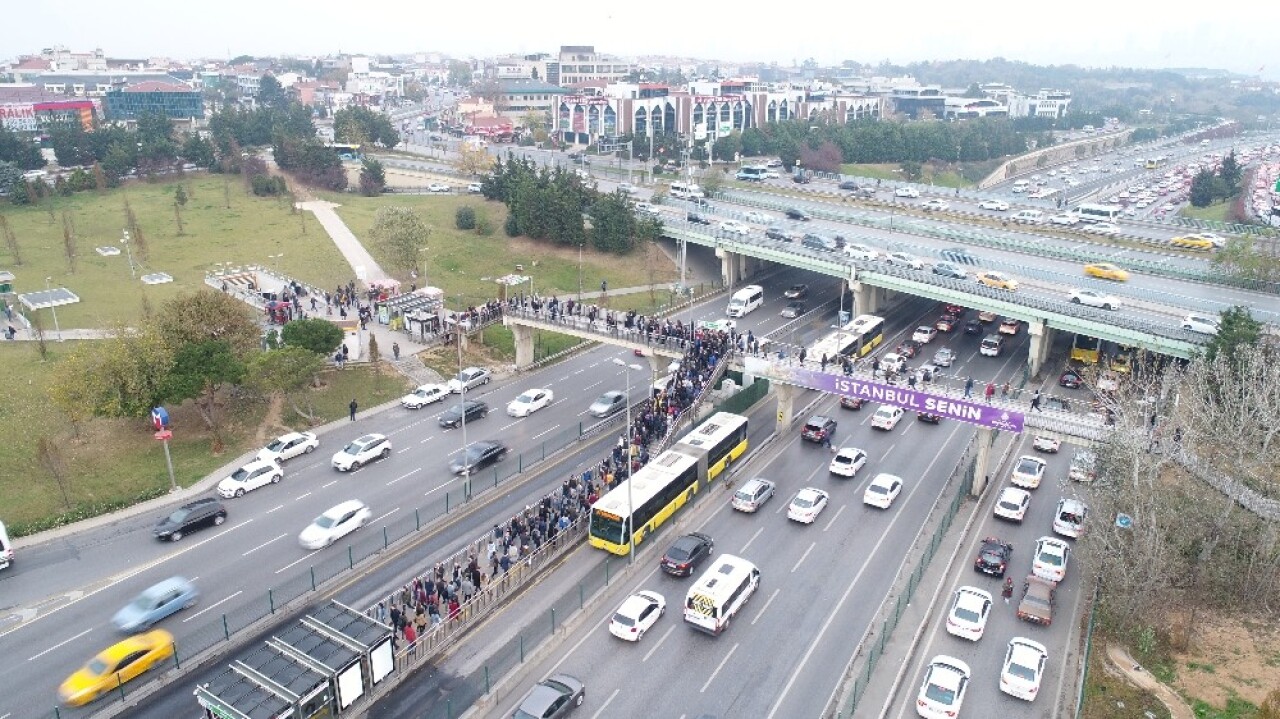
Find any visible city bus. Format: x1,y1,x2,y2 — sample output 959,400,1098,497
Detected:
843,314,886,357
588,449,701,555
674,411,749,481
684,554,761,635
735,166,767,182
1027,187,1060,201
1072,203,1123,223
1070,334,1102,365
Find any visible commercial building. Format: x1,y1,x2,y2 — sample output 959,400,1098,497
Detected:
104,80,203,121
0,85,100,131
494,79,570,122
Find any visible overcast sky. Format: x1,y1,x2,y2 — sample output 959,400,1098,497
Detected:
3,0,1274,80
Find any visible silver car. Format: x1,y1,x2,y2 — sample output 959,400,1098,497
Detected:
112,576,199,632
513,674,585,719
588,391,628,418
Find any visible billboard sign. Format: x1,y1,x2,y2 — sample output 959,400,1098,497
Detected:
0,103,37,132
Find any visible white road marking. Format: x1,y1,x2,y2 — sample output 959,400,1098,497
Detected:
751,588,780,625
372,508,400,524
822,504,846,532
700,642,739,692
28,628,93,661
322,480,338,488
533,427,557,441
275,555,310,575
387,468,421,486
183,591,243,622
642,625,677,662
740,526,765,553
242,533,287,557
499,420,519,432
791,542,816,573
295,492,312,500
265,504,285,514
583,380,602,390
589,689,620,719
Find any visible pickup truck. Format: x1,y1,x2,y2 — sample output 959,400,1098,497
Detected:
1017,575,1057,626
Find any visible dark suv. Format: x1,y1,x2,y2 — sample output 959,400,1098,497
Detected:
439,400,489,429
785,208,811,221
686,212,712,225
154,498,227,542
660,532,715,577
801,415,837,443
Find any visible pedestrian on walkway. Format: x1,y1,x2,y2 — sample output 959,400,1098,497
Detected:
1001,381,1010,399
1030,390,1043,412
984,382,996,403
1002,577,1014,604
964,376,974,398
349,398,358,421
4,325,14,340
392,342,401,360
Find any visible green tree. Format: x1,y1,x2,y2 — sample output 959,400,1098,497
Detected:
739,128,769,158
160,340,246,451
154,289,262,358
447,60,473,88
699,170,724,198
7,179,30,206
962,83,985,98
1219,150,1241,190
588,192,637,254
0,124,44,169
181,133,217,169
1211,236,1280,284
370,206,432,274
48,326,174,420
257,74,288,109
1204,306,1262,363
455,205,477,230
334,106,401,148
712,132,742,162
0,160,21,195
358,158,386,196
281,317,345,356
1189,169,1216,207
246,346,326,422
174,184,188,207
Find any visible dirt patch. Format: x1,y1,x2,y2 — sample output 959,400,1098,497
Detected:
1107,644,1195,719
1170,615,1280,708
254,393,286,445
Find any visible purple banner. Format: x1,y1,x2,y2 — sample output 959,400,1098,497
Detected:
743,357,1024,433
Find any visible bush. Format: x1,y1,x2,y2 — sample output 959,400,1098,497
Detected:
504,213,520,237
455,205,477,230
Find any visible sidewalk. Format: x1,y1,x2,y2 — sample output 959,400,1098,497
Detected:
297,200,393,286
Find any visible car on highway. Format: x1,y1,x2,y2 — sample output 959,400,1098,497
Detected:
801,415,837,443
1084,222,1123,237
449,440,508,475
792,173,811,184
401,383,450,409
1000,637,1049,701
912,326,938,344
427,183,451,193
1033,536,1072,582
1033,435,1062,453
838,180,860,190
1058,369,1083,389
1069,288,1121,310
744,211,774,224
896,340,922,358
783,283,809,299
829,447,869,477
609,590,666,641
660,532,714,577
964,319,983,335
332,433,392,472
931,262,967,279
781,300,806,318
945,586,993,641
1083,261,1130,282
467,182,483,193
974,536,1014,577
439,399,489,428
511,673,586,719
1010,455,1047,489
1196,232,1227,248
1048,213,1080,226
1052,498,1089,539
617,182,637,194
932,348,955,367
299,499,372,550
588,390,628,418
1017,574,1057,626
844,242,879,261
994,487,1032,523
934,314,956,333
257,431,319,463
977,310,997,323
916,411,943,424
718,220,750,235
863,473,903,509
886,251,925,270
731,477,777,513
58,629,175,706
1170,234,1215,250
999,317,1021,335
765,226,794,241
870,405,905,430
507,388,554,417
922,199,950,212
894,186,920,198
217,458,283,498
878,352,907,375
448,366,491,393
840,395,865,410
915,655,971,719
154,498,227,542
978,199,1010,211
1181,313,1220,334
784,207,810,221
976,271,1018,290
634,202,661,217
112,576,199,632
787,488,830,524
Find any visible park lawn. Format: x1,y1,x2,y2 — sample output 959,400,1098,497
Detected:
1179,201,1232,223
0,174,352,329
278,362,412,427
329,193,677,303
840,163,902,181
839,162,975,188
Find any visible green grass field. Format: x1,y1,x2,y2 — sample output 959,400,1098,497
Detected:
1178,201,1232,223
839,162,976,188
0,175,353,328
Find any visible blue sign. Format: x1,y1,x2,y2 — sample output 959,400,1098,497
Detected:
1115,512,1133,529
151,407,170,431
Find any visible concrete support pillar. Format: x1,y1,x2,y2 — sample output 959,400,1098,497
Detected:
851,280,879,314
775,383,798,434
971,426,995,497
718,248,739,287
511,323,535,369
1027,321,1053,378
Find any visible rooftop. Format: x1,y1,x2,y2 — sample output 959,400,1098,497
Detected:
497,79,569,94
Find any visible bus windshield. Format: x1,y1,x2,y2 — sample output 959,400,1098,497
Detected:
589,510,625,544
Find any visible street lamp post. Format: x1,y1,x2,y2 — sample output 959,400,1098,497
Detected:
44,277,62,342
456,295,472,499
611,358,643,564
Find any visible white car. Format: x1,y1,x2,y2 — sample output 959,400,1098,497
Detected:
609,590,665,641
731,477,776,513
428,183,451,193
1197,232,1227,248
634,202,660,216
217,458,283,498
787,488,830,524
298,499,372,550
922,199,950,212
331,433,392,472
912,326,938,344
257,431,319,463
863,473,903,509
1181,313,1220,335
932,348,955,367
617,182,638,194
945,586,993,641
895,186,921,198
993,487,1032,523
448,366,491,393
978,199,1010,211
400,383,450,409
718,220,750,236
1085,222,1122,236
871,405,905,430
916,655,971,719
1000,637,1049,701
1010,455,1047,489
466,182,483,193
1052,498,1089,539
1033,536,1072,582
878,353,907,375
1032,435,1062,453
829,447,869,477
1069,288,1121,310
744,211,774,224
507,388,554,417
844,243,880,261
886,252,925,270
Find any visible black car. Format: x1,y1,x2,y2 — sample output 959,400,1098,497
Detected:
939,247,981,265
781,301,806,318
687,212,712,225
449,440,508,475
785,208,810,221
1059,370,1083,389
764,226,790,241
801,415,837,443
964,319,984,335
784,284,809,299
840,396,864,410
660,532,715,577
973,536,1014,577
917,412,943,423
932,262,967,279
792,173,811,184
838,180,859,191
154,498,227,541
439,400,489,429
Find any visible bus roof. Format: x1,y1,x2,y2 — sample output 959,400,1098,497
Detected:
675,412,747,451
688,555,758,602
592,449,699,519
844,314,884,333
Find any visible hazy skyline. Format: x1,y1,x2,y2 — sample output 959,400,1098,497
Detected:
3,0,1274,81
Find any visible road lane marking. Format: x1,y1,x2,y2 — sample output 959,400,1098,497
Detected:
242,533,287,557
322,480,337,488
265,504,285,514
29,628,94,661
699,642,739,693
740,527,764,553
183,591,243,622
791,542,816,573
296,492,312,500
499,420,519,432
751,588,780,625
583,381,602,390
372,508,400,524
588,689,620,719
532,427,557,441
387,468,421,486
822,505,846,532
419,435,436,444
642,625,676,662
275,555,310,575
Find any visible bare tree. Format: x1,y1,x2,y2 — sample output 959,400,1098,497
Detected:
35,436,73,511
61,211,77,273
30,311,48,361
0,215,21,265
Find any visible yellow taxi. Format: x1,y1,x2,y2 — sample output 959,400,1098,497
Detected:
1083,263,1130,282
58,629,174,706
1170,234,1215,251
975,270,1019,291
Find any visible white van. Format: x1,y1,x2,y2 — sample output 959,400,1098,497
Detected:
669,182,704,200
980,334,1004,357
1011,180,1030,193
1012,209,1045,224
726,285,764,318
0,520,12,571
684,554,761,635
